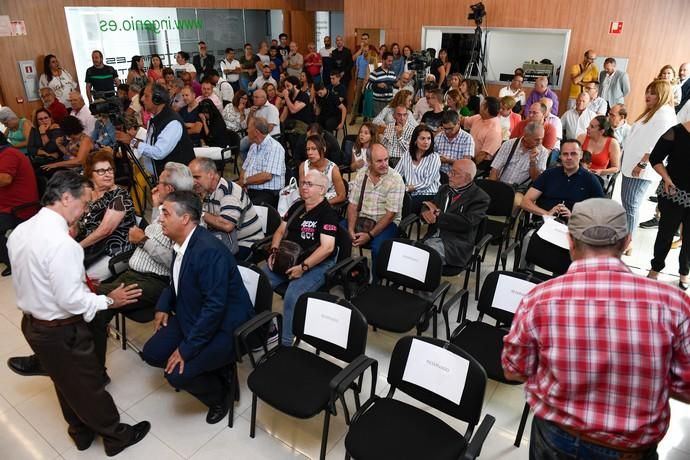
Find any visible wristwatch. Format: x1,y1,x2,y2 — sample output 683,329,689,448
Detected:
637,162,648,169
301,263,310,272
104,296,114,308
130,138,141,149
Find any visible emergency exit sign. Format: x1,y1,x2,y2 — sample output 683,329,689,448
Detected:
609,21,623,34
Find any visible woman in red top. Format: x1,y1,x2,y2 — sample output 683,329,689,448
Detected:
304,42,322,85
578,115,621,176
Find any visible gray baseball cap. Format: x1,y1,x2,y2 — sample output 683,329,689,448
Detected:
568,198,628,246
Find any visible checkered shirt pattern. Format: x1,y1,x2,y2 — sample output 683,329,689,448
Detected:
243,135,286,191
434,130,476,174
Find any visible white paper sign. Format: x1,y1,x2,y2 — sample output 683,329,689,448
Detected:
238,266,259,306
303,298,352,349
402,339,469,404
492,274,536,313
386,241,430,282
536,218,570,250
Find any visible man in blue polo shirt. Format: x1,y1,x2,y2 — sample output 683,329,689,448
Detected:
520,139,604,219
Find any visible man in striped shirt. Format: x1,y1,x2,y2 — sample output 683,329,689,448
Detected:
368,52,397,119
190,157,264,260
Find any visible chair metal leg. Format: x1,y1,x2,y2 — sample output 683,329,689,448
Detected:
120,314,127,350
475,257,482,300
514,402,530,447
320,411,331,460
345,452,351,460
227,364,238,428
250,393,258,438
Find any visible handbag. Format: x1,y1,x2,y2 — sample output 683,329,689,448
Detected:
272,203,306,275
354,174,377,234
277,177,301,217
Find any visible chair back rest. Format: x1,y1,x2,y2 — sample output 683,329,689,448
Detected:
475,179,515,218
335,225,353,263
237,262,273,314
520,229,572,276
377,239,442,291
254,204,282,235
341,134,357,165
401,192,412,219
388,336,487,426
477,271,539,324
604,171,620,198
292,292,368,363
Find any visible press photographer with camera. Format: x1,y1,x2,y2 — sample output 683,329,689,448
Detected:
115,83,195,178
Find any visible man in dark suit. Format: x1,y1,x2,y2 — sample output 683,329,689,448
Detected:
420,159,490,267
141,191,253,424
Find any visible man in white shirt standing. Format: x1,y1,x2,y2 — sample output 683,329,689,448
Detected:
219,48,241,92
7,171,150,456
561,92,597,140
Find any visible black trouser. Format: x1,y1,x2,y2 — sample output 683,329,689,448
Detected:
651,196,690,276
0,212,21,266
21,316,134,452
318,115,340,133
93,270,169,366
248,189,279,208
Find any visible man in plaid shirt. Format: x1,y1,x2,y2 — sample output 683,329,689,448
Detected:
502,198,690,459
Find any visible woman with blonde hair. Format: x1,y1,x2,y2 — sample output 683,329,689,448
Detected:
620,79,677,254
445,89,472,116
657,64,682,107
372,89,413,126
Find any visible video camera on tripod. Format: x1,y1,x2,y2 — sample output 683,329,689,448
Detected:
468,2,487,25
408,49,432,71
89,91,127,129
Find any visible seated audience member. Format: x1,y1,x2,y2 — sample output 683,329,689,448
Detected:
39,87,68,124
172,51,197,80
435,110,475,182
350,122,375,172
421,88,447,132
293,123,343,166
169,78,186,112
460,79,481,115
561,92,597,140
394,71,415,95
583,81,608,115
498,74,526,111
28,108,63,165
580,150,593,170
197,99,231,148
299,71,315,101
381,104,418,166
314,82,347,132
577,115,621,176
372,89,413,127
540,97,563,151
268,46,283,82
180,71,202,97
190,158,264,257
511,102,558,151
125,83,144,127
222,90,249,133
264,82,280,106
502,198,690,459
43,115,93,172
0,107,32,155
77,149,136,281
445,72,463,96
608,103,631,146
499,96,522,141
298,134,346,205
265,170,339,346
462,96,503,165
179,86,203,146
68,91,96,136
238,88,281,160
91,112,117,150
346,143,405,267
206,70,234,108
239,117,285,207
196,80,223,112
413,83,436,121
489,121,549,206
328,71,347,105
281,75,315,129
0,133,39,277
445,89,471,116
395,124,441,214
141,190,253,425
420,159,489,267
523,76,559,117
250,65,278,93
520,140,605,219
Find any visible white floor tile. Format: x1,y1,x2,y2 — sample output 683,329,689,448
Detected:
0,345,54,406
103,347,166,411
0,314,28,356
0,407,60,459
15,389,72,454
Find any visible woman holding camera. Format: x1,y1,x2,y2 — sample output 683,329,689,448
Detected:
264,169,339,346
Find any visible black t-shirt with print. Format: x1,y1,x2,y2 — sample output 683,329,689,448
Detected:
284,199,338,260
288,90,316,124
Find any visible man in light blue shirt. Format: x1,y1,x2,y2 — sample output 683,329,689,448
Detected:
239,116,285,207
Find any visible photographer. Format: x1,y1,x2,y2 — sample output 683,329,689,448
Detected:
115,83,195,177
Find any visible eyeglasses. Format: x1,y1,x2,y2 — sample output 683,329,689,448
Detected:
93,167,114,176
300,181,324,189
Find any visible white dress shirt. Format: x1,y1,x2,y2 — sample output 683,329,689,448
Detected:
71,106,96,137
561,108,597,140
172,226,196,294
7,208,110,322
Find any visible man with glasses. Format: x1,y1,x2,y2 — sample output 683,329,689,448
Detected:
40,87,68,124
583,81,607,115
434,110,475,183
520,139,604,219
568,50,599,110
381,104,418,166
608,103,631,146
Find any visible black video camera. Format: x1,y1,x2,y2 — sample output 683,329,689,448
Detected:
468,2,487,24
408,49,432,71
90,94,126,129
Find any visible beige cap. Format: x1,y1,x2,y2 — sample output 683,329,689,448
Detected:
568,198,628,246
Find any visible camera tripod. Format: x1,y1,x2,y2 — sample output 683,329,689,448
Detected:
463,24,488,96
112,141,156,215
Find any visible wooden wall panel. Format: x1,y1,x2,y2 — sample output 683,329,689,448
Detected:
343,0,690,117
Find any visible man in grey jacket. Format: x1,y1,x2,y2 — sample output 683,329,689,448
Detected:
599,57,630,110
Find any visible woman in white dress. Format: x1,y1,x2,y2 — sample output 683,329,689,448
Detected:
39,54,78,106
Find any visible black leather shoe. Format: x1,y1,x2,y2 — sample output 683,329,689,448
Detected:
1,266,10,277
7,355,48,376
639,217,659,229
206,401,229,424
105,421,151,457
73,432,95,451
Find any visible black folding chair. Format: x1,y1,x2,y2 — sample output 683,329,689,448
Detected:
475,179,520,270
344,336,495,460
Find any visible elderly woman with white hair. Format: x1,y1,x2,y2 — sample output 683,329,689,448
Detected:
0,107,32,155
264,169,340,346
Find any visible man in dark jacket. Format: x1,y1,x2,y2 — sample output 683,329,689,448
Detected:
420,159,490,267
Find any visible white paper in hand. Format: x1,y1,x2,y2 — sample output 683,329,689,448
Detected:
492,274,536,313
386,242,430,282
304,298,352,349
536,218,570,250
402,339,469,404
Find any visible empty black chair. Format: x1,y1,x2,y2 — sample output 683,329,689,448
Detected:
235,292,377,460
475,179,520,270
344,336,495,460
516,228,572,278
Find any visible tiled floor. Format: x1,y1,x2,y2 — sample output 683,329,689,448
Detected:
1,182,689,459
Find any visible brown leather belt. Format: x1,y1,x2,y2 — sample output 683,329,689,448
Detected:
28,315,83,328
555,422,656,458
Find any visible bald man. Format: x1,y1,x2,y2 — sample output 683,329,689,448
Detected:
420,159,490,267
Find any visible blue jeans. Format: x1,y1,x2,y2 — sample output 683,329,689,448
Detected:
530,416,658,460
263,255,337,346
621,176,652,233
